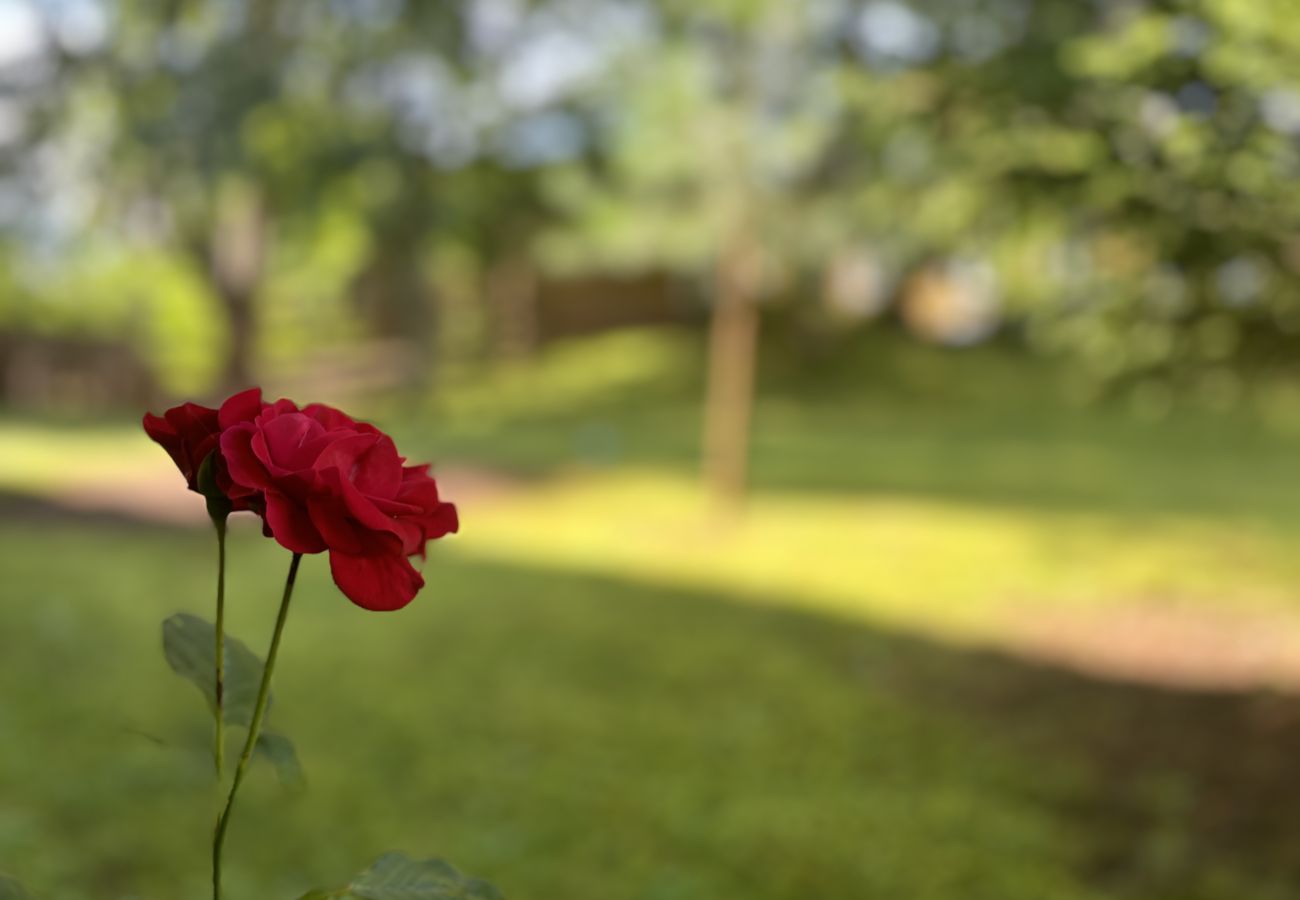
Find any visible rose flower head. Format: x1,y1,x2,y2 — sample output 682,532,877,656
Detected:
220,398,459,611
143,388,266,517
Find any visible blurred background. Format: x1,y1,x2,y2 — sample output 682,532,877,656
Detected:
2,0,1300,897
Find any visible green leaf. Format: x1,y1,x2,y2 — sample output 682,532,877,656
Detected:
161,612,267,726
161,613,303,787
300,852,503,900
256,730,306,790
0,874,35,899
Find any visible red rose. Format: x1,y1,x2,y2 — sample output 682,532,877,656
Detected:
143,388,266,512
219,398,458,611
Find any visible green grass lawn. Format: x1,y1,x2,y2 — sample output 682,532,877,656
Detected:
416,327,1300,528
415,329,1300,643
6,328,1300,898
3,521,1298,900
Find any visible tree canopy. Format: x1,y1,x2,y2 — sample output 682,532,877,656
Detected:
0,0,1297,409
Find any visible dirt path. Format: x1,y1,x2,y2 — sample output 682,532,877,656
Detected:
1011,601,1300,692
27,464,520,526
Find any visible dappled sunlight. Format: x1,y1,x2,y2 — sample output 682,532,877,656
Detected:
459,469,1300,657
9,407,1300,691
2,0,1299,893
0,423,157,492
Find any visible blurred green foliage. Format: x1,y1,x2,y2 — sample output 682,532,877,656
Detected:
0,0,1296,398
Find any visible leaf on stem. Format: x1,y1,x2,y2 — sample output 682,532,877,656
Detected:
161,613,304,787
255,730,306,790
162,612,266,725
297,852,504,900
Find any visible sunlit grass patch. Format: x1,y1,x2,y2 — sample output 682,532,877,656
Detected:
458,469,1300,641
0,422,157,491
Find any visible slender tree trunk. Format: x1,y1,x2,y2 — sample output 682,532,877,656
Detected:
702,243,761,511
220,286,256,391
211,185,267,392
488,253,539,360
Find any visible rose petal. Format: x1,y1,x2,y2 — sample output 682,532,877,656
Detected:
220,424,273,492
302,403,357,430
395,473,441,508
371,496,422,517
218,387,265,430
337,473,404,537
143,404,220,488
408,501,458,555
259,413,326,474
265,398,300,417
307,489,367,555
328,549,424,611
142,412,180,455
310,433,380,480
165,403,218,439
265,490,327,554
425,501,459,539
351,435,403,497
302,403,382,436
308,432,402,497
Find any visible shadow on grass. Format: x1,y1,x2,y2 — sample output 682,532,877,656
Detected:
2,498,1298,899
465,559,1300,900
0,488,178,531
887,638,1300,898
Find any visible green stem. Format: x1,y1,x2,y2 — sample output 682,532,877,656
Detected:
212,552,302,900
213,518,228,780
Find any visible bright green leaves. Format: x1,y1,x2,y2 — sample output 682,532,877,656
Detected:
161,612,302,787
298,853,503,900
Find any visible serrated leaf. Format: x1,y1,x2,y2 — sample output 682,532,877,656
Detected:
161,613,268,726
301,852,503,900
256,730,306,790
0,874,35,900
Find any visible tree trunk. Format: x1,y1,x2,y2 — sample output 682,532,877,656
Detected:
211,185,267,392
220,286,256,391
702,243,762,511
487,254,539,360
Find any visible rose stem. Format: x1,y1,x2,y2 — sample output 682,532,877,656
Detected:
212,552,302,900
213,517,227,780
